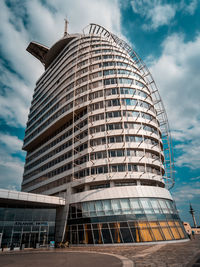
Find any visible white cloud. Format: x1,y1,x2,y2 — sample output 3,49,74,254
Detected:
187,0,198,14
172,180,200,222
0,153,24,190
180,0,198,15
0,0,122,128
146,4,176,30
175,140,200,169
190,176,200,181
131,0,198,30
0,133,23,152
150,33,200,169
0,0,122,189
0,134,25,190
131,0,176,30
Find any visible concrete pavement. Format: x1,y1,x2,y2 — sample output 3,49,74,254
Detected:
1,236,200,266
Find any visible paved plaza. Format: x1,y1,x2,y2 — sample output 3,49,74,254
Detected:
0,236,200,267
0,251,122,267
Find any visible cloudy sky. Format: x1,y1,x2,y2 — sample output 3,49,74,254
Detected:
0,0,199,226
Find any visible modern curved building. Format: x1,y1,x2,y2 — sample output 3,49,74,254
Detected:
21,23,187,244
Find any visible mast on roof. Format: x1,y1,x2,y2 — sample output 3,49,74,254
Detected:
64,18,69,36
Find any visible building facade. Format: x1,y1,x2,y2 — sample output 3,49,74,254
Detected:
21,23,187,245
0,189,65,249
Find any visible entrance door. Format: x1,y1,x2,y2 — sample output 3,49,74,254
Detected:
30,233,39,248
21,233,31,248
11,232,22,248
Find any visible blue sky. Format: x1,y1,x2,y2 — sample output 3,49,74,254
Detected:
0,0,199,226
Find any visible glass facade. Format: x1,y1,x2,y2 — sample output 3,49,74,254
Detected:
66,198,187,244
0,204,56,249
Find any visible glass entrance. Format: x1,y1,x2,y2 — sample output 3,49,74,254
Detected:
21,232,40,248
11,227,49,248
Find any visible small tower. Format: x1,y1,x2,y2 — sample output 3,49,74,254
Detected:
64,19,69,36
189,203,197,228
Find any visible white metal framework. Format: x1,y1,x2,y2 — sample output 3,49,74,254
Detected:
83,23,175,189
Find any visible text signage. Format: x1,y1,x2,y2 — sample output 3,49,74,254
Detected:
14,221,48,226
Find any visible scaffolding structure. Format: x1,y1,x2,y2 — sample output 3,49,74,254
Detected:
83,23,175,189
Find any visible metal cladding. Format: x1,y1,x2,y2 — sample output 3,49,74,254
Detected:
22,23,187,245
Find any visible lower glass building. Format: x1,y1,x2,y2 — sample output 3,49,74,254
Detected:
0,189,65,249
66,197,186,244
0,205,56,248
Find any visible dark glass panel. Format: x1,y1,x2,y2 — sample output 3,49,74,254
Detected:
101,223,108,229
24,209,33,221
135,214,147,220
110,227,122,243
128,221,137,228
101,228,112,244
41,209,50,221
130,227,142,242
93,229,102,244
48,209,56,221
85,229,94,244
0,208,5,221
165,214,174,220
120,228,133,243
78,230,85,244
5,209,16,221
120,222,128,227
92,224,98,229
86,224,91,230
77,212,82,218
71,231,78,244
155,214,166,220
78,224,83,230
15,209,25,221
72,225,77,231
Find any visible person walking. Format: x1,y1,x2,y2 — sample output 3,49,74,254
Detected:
192,230,195,239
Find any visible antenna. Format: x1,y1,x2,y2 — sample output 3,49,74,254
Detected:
64,18,69,36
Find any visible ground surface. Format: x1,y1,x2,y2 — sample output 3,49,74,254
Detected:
0,236,200,267
0,251,122,267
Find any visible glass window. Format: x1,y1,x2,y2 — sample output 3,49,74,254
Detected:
117,150,123,157
110,226,122,243
88,202,96,212
84,225,94,244
82,202,89,217
120,228,133,243
150,199,161,214
110,150,116,157
140,199,154,214
0,208,5,221
101,228,113,244
159,200,169,214
111,199,121,215
95,201,104,216
160,227,173,240
140,228,153,242
93,229,103,244
120,199,131,214
103,200,113,215
118,165,125,172
130,227,142,242
130,199,142,214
